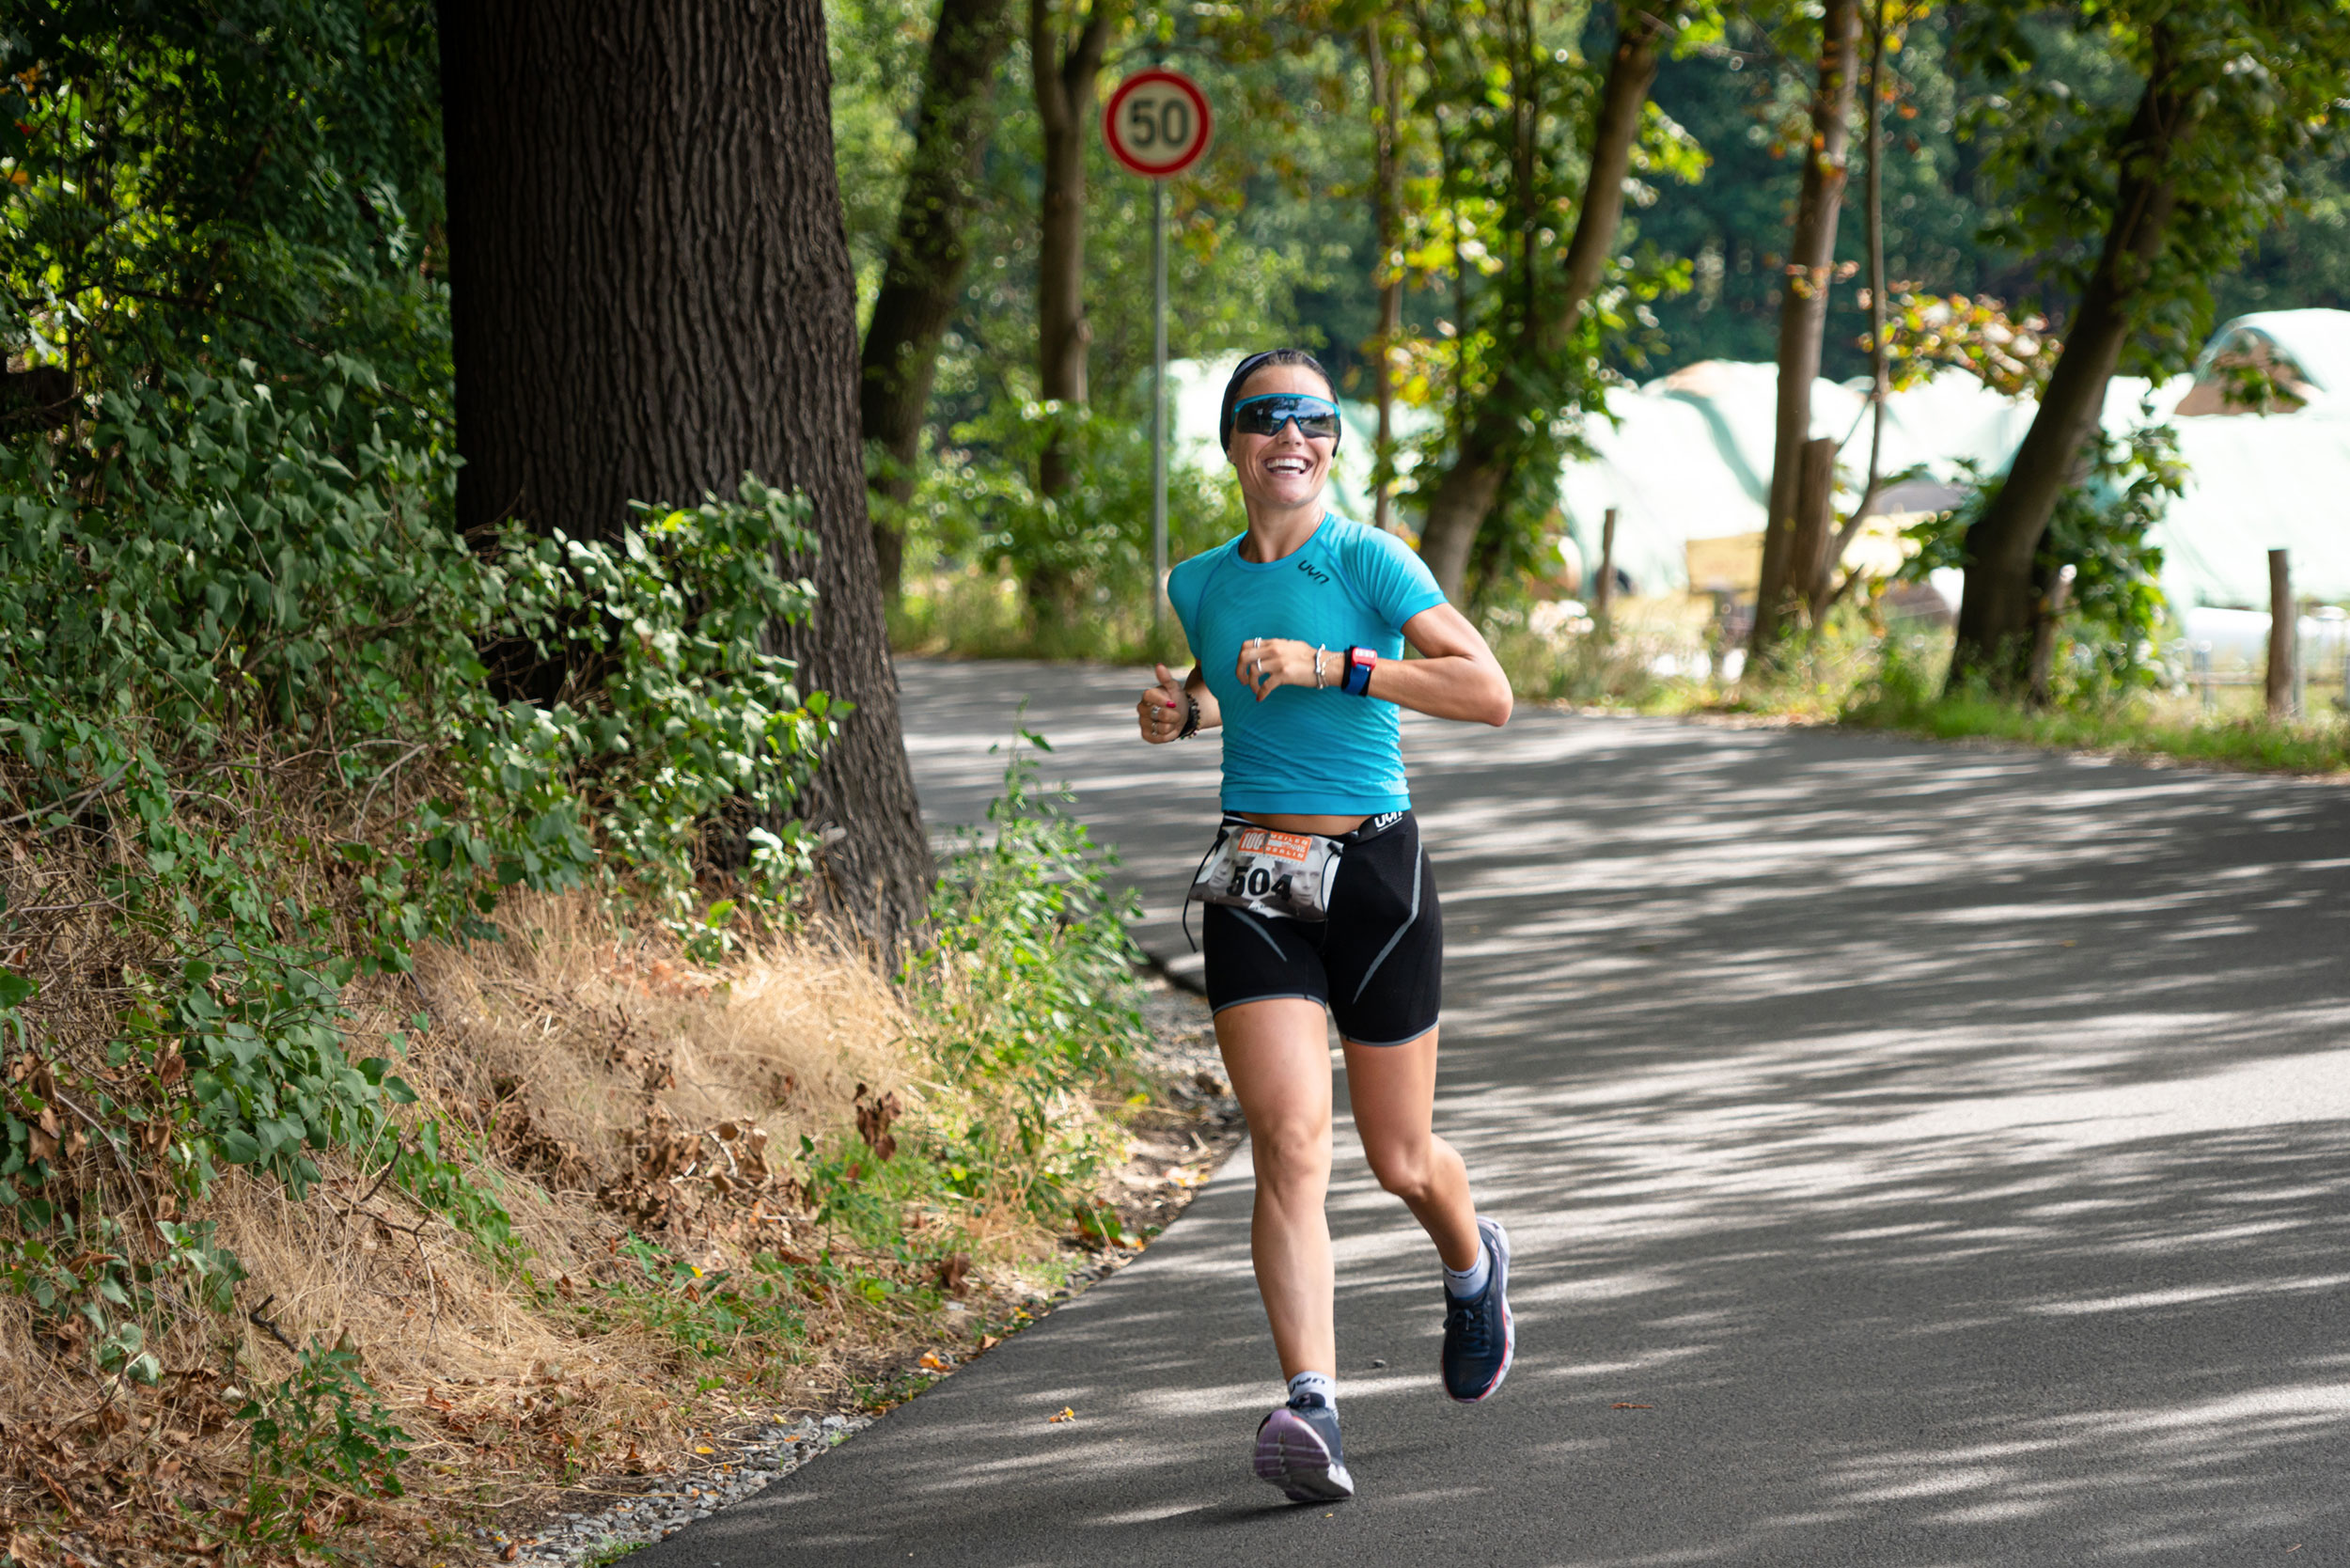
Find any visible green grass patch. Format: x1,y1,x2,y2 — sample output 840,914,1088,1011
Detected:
1841,643,2350,776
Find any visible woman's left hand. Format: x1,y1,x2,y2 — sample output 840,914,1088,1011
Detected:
1234,636,1327,701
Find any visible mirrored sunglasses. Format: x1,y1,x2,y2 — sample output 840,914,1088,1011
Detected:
1233,392,1341,441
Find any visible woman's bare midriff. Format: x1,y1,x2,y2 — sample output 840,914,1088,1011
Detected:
1240,811,1369,836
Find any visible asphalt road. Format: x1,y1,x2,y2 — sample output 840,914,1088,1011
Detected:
636,659,2350,1567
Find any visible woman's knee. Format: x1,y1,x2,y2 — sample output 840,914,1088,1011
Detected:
1251,1118,1331,1188
1363,1137,1436,1201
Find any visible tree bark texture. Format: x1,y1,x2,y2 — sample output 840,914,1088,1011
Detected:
1031,0,1118,500
1790,435,1837,621
859,0,1019,603
436,0,932,955
1949,42,2200,693
1412,1,1678,603
1749,0,1860,656
1365,20,1404,535
2027,563,2076,707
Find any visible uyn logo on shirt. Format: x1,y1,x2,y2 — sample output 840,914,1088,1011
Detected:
1296,558,1330,587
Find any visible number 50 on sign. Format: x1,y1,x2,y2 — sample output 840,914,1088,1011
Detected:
1103,70,1213,179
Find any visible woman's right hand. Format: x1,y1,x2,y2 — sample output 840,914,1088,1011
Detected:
1137,664,1189,745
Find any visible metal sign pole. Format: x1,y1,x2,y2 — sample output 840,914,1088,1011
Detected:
1151,174,1168,635
1105,67,1208,636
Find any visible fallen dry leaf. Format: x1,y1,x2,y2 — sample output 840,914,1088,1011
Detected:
1047,1407,1075,1424
500,1545,519,1562
1611,1403,1653,1410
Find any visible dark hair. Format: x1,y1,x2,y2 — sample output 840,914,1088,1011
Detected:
1218,349,1339,451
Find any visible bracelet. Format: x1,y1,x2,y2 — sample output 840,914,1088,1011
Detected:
1176,693,1201,740
1343,646,1377,697
1314,644,1327,689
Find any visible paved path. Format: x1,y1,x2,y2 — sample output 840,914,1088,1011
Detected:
640,660,2350,1566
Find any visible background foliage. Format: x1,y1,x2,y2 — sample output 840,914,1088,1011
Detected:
826,0,2345,648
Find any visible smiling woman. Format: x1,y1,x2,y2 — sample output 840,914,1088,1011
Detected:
1129,349,1516,1507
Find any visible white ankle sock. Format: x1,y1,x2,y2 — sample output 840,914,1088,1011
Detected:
1286,1370,1337,1408
1445,1246,1492,1301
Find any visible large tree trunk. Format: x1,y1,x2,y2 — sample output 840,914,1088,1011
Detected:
1365,19,1404,535
859,0,1019,603
1748,0,1860,657
436,0,932,956
1412,1,1679,602
1949,44,2199,694
1031,0,1118,506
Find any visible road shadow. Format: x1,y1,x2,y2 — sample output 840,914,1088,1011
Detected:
625,660,2350,1567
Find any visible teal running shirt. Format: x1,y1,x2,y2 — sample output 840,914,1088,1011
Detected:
1167,513,1449,816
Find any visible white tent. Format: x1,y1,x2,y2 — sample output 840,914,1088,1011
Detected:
2180,308,2350,414
1551,325,2350,612
1555,362,2047,595
2157,402,2350,607
1161,318,2350,612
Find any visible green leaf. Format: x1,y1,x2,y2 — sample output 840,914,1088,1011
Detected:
215,1129,262,1166
0,968,35,1010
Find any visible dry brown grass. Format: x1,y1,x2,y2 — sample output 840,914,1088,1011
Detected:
406,894,915,1229
0,890,1103,1567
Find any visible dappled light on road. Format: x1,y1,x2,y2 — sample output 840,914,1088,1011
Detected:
635,661,2350,1566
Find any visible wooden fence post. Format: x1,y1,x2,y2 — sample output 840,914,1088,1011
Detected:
1592,506,1619,638
2267,549,2296,718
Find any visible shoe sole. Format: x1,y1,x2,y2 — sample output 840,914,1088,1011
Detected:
1449,1217,1514,1403
1253,1407,1355,1502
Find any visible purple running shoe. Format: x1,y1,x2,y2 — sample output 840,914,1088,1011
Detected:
1252,1391,1355,1502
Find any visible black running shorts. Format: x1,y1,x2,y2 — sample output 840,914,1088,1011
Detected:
1199,809,1441,1047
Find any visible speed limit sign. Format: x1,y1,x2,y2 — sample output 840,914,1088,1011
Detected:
1103,69,1212,179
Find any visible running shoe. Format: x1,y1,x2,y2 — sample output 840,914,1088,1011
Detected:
1440,1215,1514,1403
1252,1391,1355,1502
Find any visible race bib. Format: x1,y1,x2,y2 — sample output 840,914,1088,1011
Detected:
1189,824,1343,921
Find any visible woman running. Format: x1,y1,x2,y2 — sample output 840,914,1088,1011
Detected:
1135,349,1514,1504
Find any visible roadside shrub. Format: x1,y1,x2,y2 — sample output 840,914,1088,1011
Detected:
236,1341,413,1544
0,353,837,1412
904,730,1147,1227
